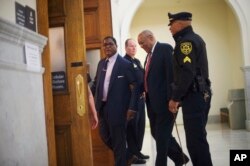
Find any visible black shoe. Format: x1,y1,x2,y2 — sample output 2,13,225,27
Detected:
132,158,146,164
137,152,150,159
175,154,189,166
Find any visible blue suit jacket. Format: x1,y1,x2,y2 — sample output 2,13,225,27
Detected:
93,55,139,125
144,42,174,113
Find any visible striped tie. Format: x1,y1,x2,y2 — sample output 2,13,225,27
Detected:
144,53,152,92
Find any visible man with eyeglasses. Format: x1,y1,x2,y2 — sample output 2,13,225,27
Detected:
92,36,139,166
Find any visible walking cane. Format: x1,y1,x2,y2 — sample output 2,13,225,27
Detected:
172,109,188,166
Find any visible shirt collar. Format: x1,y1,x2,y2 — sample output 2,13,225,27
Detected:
107,52,118,63
125,54,134,60
151,41,157,54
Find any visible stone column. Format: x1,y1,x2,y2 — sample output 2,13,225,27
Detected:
242,66,250,131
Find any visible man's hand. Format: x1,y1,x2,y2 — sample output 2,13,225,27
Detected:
127,109,136,121
169,100,180,113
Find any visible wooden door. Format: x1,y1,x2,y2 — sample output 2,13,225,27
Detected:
37,0,114,165
83,0,114,165
48,0,93,165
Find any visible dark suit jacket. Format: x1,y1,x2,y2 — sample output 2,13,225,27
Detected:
144,42,173,113
93,55,138,125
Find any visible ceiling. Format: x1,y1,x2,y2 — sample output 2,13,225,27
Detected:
141,0,219,8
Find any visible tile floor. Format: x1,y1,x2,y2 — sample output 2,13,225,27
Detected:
134,123,250,166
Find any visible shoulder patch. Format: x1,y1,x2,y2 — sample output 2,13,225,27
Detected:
180,42,192,55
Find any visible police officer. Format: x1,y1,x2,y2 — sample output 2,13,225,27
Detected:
168,12,213,166
124,38,149,165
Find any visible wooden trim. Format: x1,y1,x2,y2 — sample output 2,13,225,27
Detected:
37,0,57,166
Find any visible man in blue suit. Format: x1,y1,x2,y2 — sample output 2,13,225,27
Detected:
138,30,189,166
92,36,139,166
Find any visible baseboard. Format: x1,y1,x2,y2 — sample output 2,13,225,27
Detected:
208,115,221,124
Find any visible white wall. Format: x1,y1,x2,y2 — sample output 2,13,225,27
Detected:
0,17,48,166
0,0,36,23
129,1,244,120
227,0,250,131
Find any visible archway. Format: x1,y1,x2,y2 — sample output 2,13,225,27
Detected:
111,0,250,130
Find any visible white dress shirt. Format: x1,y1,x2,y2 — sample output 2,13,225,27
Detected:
102,53,118,101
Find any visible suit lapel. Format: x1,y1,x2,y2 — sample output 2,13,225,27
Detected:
148,42,159,74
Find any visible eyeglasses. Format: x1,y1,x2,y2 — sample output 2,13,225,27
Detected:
103,42,115,47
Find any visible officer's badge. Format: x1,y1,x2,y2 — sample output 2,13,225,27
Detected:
180,42,192,55
183,56,191,63
133,63,138,68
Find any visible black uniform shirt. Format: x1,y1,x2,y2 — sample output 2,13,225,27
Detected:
124,54,144,94
172,26,209,101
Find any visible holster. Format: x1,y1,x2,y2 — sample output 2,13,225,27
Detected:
192,76,211,92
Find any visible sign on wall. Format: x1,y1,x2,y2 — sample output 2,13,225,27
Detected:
15,2,36,32
25,5,36,32
24,42,41,72
52,71,67,91
15,2,25,27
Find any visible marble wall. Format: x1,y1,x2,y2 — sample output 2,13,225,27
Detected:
0,18,48,166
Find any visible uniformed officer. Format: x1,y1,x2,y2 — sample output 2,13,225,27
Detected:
168,12,213,166
124,38,149,165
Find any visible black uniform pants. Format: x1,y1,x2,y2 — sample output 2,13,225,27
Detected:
182,89,213,166
127,97,146,157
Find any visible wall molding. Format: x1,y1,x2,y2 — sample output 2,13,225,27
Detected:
0,17,47,52
0,17,47,74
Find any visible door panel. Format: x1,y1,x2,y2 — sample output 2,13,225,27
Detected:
84,0,114,165
39,0,114,165
48,0,93,165
37,0,57,165
55,125,72,166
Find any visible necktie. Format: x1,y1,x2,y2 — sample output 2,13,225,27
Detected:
144,53,152,92
98,59,109,101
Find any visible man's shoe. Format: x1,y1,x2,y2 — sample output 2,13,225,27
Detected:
127,155,138,166
181,153,189,164
132,158,146,164
175,154,189,166
137,152,150,159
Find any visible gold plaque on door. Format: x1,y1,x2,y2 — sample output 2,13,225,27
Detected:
75,74,86,116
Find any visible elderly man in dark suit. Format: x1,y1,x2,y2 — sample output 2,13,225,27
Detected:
92,36,139,166
138,30,189,166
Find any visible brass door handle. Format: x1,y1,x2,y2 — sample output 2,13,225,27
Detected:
75,74,86,116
